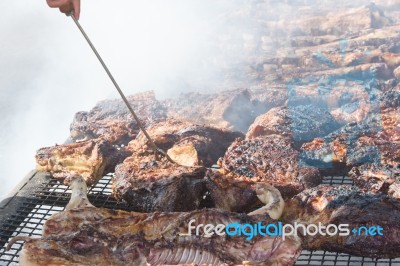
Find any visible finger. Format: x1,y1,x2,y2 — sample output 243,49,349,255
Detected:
72,0,81,20
59,2,73,14
46,0,69,8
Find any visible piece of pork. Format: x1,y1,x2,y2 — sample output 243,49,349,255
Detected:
70,91,167,145
206,135,322,213
163,88,286,133
127,119,243,167
36,138,130,185
10,176,301,266
112,154,209,212
349,163,400,198
300,108,400,174
282,185,400,258
246,106,340,145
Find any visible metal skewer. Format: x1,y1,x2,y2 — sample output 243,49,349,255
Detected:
69,13,175,164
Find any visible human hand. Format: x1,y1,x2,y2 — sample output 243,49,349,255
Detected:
46,0,81,20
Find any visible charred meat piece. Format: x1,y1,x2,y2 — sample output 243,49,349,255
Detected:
114,120,242,212
380,85,400,110
246,106,339,145
36,139,129,185
379,85,400,142
300,109,400,173
326,107,399,143
206,169,289,214
206,170,263,214
163,88,286,132
127,119,195,153
287,81,378,126
301,134,400,173
14,177,301,266
300,137,348,173
282,185,400,258
164,89,255,132
380,107,400,142
349,163,400,198
70,91,167,145
207,136,322,212
113,154,209,212
128,119,243,167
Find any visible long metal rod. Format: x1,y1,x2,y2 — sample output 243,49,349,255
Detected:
70,14,175,164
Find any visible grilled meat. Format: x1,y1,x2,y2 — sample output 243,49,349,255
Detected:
349,163,400,198
379,85,400,142
163,88,286,132
14,176,301,266
282,185,400,258
113,155,208,212
380,84,400,110
301,134,400,173
164,89,254,132
206,135,322,213
207,168,289,215
36,139,129,185
286,80,378,126
127,119,243,167
380,108,400,142
300,108,400,173
246,106,339,145
114,121,243,212
70,91,167,145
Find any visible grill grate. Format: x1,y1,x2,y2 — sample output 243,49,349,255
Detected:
0,174,399,266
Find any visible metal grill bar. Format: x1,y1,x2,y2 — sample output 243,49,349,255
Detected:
0,173,399,265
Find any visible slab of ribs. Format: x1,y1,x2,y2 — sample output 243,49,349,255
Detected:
10,176,301,266
20,0,400,265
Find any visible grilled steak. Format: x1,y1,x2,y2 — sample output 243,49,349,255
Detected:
300,82,399,171
113,155,209,212
13,177,301,266
206,135,322,213
70,91,167,145
380,107,400,142
300,108,400,173
301,134,400,174
36,139,130,185
349,163,400,198
113,121,243,212
286,80,379,126
246,106,340,145
380,84,400,110
163,88,286,132
127,119,243,167
282,185,400,258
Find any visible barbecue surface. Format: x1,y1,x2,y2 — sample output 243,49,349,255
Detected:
1,172,400,265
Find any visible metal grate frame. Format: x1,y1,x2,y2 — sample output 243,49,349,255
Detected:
0,172,399,266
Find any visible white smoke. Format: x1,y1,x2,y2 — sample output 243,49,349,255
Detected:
0,0,218,200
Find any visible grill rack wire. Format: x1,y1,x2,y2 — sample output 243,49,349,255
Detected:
0,173,399,266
